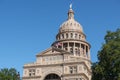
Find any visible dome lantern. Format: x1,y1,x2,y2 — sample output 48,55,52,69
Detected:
68,4,74,20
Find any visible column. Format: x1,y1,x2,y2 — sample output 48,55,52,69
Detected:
62,42,63,50
80,43,81,56
68,42,69,52
88,46,91,59
84,45,86,57
73,42,75,56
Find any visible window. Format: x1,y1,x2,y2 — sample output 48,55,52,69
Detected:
70,48,73,53
78,49,80,56
66,33,68,38
71,33,73,38
75,48,78,55
75,34,77,39
57,35,60,40
70,67,73,74
80,78,82,80
29,69,36,77
69,14,72,19
79,35,81,39
45,74,61,79
69,66,77,74
73,66,77,73
62,34,64,39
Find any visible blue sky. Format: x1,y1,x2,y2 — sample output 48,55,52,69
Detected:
0,0,120,77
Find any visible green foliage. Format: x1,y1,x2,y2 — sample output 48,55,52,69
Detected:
0,68,20,80
92,28,120,80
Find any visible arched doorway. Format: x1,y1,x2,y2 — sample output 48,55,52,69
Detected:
44,73,61,80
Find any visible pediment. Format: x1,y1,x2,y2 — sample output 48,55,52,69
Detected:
36,47,68,57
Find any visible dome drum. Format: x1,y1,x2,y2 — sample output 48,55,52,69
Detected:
56,31,86,41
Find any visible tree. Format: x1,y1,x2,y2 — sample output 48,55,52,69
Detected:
0,68,20,80
92,28,120,80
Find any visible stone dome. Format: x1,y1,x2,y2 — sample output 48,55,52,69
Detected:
59,19,83,33
59,7,83,33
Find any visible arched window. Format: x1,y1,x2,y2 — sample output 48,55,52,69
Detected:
70,48,73,53
57,35,60,40
62,34,64,39
66,33,68,38
79,35,81,39
75,34,77,39
75,48,78,55
78,49,80,56
71,33,73,38
44,74,61,80
59,35,60,40
80,78,82,80
86,46,89,58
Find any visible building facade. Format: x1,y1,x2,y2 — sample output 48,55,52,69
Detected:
22,5,92,80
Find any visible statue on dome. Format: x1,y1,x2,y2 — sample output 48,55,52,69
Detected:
70,3,72,9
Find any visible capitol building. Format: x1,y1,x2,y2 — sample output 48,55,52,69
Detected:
22,5,92,80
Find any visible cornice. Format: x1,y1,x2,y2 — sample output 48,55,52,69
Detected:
23,61,91,73
52,39,91,48
22,76,41,79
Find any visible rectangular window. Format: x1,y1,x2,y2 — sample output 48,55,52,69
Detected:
29,69,36,77
73,66,77,73
70,66,73,74
69,66,77,74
